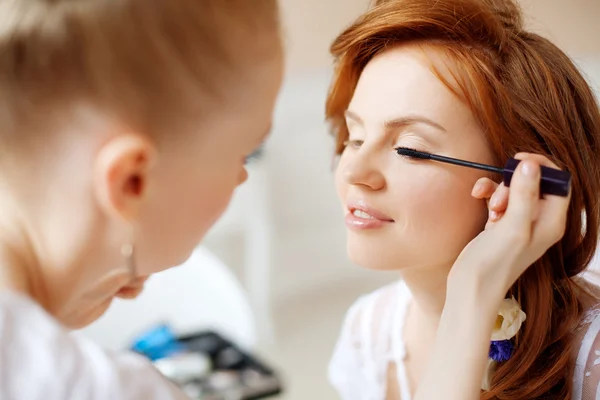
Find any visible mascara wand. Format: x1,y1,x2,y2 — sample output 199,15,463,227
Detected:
396,148,571,197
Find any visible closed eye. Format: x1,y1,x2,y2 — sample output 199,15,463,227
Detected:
396,146,429,160
244,143,264,165
343,140,364,149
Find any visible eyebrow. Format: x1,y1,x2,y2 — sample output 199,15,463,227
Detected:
344,110,447,133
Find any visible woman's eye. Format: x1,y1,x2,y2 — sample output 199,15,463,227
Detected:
394,137,431,159
343,140,364,149
244,144,264,165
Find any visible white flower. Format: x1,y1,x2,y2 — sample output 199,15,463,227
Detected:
491,297,527,341
482,298,526,391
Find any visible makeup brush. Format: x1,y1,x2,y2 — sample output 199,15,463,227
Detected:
396,147,571,197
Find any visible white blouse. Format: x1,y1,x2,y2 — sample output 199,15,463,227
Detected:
0,291,189,400
329,279,600,400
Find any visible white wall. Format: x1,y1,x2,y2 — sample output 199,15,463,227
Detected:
519,0,600,58
278,0,370,70
278,0,600,73
579,57,600,99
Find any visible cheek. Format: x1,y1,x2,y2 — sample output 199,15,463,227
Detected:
334,160,348,205
171,173,237,244
398,170,488,251
189,182,234,231
404,177,479,225
346,169,488,271
137,167,240,273
63,297,115,329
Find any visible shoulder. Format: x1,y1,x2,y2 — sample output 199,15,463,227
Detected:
0,290,57,329
571,279,600,400
575,278,600,332
0,291,183,399
328,281,403,396
331,280,408,358
0,291,77,397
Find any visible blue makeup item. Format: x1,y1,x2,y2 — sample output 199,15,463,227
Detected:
130,324,187,361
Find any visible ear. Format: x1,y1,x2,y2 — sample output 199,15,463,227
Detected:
94,133,157,222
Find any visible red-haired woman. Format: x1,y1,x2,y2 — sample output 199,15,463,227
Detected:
327,1,600,399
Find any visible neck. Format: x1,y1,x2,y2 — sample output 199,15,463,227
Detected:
0,242,32,295
0,182,49,307
400,263,451,327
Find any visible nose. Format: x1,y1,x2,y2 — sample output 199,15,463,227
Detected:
343,149,386,191
238,167,249,185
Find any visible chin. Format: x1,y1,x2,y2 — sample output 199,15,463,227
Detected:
141,245,196,274
347,248,401,271
174,247,196,267
63,297,115,329
346,235,408,271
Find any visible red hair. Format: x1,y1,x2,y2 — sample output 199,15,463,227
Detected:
326,0,600,398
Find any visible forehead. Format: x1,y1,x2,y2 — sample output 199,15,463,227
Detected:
348,44,474,128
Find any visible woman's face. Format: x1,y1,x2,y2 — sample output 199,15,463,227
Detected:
335,44,494,273
60,49,284,329
136,52,284,274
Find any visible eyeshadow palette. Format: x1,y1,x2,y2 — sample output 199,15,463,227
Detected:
134,328,283,400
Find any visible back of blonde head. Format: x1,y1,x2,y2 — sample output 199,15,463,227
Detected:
0,0,280,150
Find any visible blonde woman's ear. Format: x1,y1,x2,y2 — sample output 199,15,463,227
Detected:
93,131,157,223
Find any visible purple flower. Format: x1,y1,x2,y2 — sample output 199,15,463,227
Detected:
489,340,513,362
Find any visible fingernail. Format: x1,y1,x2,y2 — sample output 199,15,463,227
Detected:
490,196,499,208
521,161,539,178
489,211,499,221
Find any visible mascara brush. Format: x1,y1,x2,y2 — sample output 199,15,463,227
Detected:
396,147,571,197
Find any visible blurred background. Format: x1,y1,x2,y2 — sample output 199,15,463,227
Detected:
81,1,600,399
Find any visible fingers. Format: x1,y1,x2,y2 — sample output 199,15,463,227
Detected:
472,177,509,223
507,153,571,246
472,177,507,211
489,184,509,221
472,177,498,199
514,153,559,169
504,158,541,236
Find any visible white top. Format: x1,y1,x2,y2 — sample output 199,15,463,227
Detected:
329,279,600,400
0,292,189,400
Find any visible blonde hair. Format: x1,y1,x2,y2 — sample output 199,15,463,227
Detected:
0,0,280,147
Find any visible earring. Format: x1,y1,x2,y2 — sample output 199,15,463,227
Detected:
121,242,137,280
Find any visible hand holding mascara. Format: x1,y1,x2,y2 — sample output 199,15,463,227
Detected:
396,148,571,197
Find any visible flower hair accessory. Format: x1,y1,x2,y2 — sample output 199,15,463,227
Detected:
481,297,526,391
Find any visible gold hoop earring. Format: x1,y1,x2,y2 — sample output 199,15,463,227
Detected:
121,242,137,280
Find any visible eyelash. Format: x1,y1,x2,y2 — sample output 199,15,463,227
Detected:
343,140,363,149
244,144,265,165
343,141,427,160
395,146,426,160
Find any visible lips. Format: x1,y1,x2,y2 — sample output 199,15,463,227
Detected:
347,202,394,222
345,201,394,230
115,275,149,300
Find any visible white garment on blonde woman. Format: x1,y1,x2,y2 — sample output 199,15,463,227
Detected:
0,292,189,400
